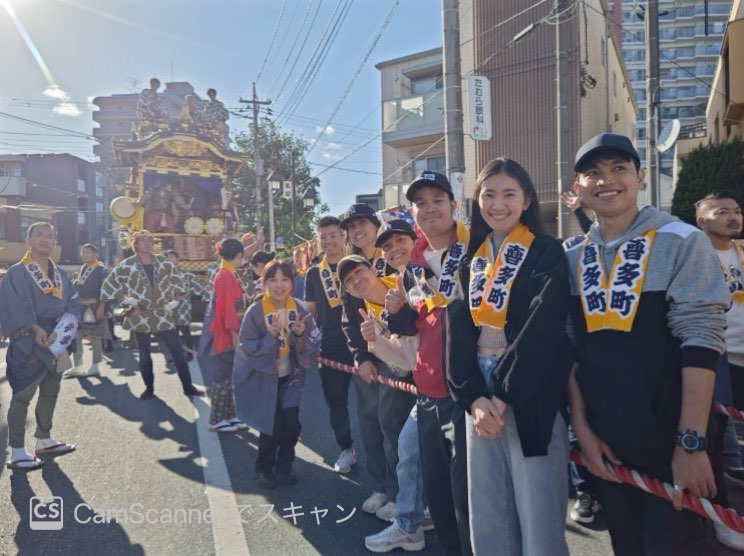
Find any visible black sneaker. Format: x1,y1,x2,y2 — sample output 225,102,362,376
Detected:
570,493,600,524
183,388,205,397
256,470,277,489
140,389,154,400
725,467,744,488
276,468,298,485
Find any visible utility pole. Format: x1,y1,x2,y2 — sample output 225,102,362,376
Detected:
291,151,296,245
239,82,272,230
645,0,660,208
555,0,571,238
442,0,466,208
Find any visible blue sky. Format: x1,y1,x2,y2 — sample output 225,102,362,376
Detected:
0,0,442,215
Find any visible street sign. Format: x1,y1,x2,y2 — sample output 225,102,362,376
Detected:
467,75,492,141
282,181,293,200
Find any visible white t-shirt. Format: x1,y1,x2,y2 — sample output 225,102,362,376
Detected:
423,247,447,277
717,247,744,367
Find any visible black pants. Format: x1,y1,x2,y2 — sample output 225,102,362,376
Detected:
353,370,415,498
318,347,354,451
256,378,301,473
730,363,744,409
135,328,195,393
177,325,194,350
417,395,472,556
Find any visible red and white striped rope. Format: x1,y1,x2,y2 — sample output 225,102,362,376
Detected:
717,403,744,422
316,356,419,395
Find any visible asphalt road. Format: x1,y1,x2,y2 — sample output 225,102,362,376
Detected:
1,328,737,555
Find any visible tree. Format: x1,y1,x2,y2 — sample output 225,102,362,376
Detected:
671,137,744,224
231,120,327,255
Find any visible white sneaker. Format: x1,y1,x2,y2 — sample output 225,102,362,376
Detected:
333,448,357,474
362,492,389,514
715,522,744,551
62,366,85,379
82,364,100,377
365,522,425,553
208,420,239,433
375,501,397,522
228,419,250,431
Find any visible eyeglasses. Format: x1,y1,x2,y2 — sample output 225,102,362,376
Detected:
30,233,57,240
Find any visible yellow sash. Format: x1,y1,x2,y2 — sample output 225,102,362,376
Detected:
364,275,398,322
416,221,470,310
77,259,100,285
262,295,299,358
318,256,342,308
21,251,63,299
469,225,535,329
578,230,656,332
721,241,744,304
220,259,236,274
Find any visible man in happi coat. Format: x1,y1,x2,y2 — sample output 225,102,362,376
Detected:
65,243,110,379
166,249,204,361
101,230,204,400
0,222,81,470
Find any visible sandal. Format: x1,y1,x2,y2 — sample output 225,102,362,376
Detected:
6,457,44,470
209,420,239,433
35,442,76,456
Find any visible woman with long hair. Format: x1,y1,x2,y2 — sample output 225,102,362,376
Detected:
447,158,574,555
198,238,248,433
233,259,321,489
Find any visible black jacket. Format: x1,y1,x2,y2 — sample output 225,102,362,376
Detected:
447,234,574,457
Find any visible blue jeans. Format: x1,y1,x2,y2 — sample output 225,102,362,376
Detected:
394,405,425,533
467,354,569,555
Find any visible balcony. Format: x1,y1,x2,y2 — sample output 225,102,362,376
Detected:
382,90,444,148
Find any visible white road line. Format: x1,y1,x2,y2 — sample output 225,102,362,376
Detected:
189,360,250,556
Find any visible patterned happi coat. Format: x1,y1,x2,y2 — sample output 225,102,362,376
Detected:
173,267,204,327
203,261,220,305
101,254,185,333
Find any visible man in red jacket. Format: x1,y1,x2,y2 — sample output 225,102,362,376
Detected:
386,171,472,555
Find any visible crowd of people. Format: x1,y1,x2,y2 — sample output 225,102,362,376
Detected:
1,132,743,555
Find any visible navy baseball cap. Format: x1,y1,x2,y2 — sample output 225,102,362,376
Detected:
405,171,454,202
574,133,640,172
337,254,372,284
340,203,381,230
375,219,417,248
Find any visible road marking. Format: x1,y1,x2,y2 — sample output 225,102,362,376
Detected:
189,360,250,556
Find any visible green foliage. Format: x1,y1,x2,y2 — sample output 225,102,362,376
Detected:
671,137,744,224
231,120,324,250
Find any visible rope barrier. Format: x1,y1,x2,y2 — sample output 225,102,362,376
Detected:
569,449,744,534
717,403,744,422
316,356,419,395
316,355,744,533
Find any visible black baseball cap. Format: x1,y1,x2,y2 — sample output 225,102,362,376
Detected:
574,133,641,172
406,171,454,202
337,254,371,284
340,203,381,230
375,219,417,248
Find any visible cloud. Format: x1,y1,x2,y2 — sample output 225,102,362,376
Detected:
43,85,68,99
315,125,335,135
52,102,82,117
321,142,344,160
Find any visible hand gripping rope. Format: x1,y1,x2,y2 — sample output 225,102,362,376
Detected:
316,356,744,534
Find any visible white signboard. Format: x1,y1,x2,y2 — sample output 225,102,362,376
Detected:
468,75,492,141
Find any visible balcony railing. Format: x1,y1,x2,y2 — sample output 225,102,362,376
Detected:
382,91,444,135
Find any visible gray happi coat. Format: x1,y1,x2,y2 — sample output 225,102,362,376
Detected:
0,261,81,392
233,298,320,435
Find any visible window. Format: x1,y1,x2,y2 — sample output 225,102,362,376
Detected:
613,71,617,97
96,201,104,215
78,212,86,225
0,163,21,177
412,155,446,176
95,172,103,196
410,74,442,95
77,178,86,193
21,216,45,238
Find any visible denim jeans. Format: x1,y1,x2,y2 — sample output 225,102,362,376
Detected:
467,354,569,556
394,405,425,533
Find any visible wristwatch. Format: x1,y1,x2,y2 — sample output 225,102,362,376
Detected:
674,429,707,453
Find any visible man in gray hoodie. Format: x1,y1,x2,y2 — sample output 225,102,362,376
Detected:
564,134,729,555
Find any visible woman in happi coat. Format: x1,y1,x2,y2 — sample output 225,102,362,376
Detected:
447,158,574,555
198,238,248,433
233,259,320,489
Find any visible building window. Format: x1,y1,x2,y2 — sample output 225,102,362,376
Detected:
95,172,104,196
96,201,104,214
613,72,617,97
410,74,442,95
21,216,45,238
0,163,22,177
78,212,86,225
412,155,446,176
77,178,86,193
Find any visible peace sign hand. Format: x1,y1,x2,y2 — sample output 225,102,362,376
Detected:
267,313,283,338
291,314,310,337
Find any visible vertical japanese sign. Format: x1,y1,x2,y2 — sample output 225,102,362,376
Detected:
468,75,492,141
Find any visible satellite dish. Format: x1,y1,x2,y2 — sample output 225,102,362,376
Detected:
657,119,681,153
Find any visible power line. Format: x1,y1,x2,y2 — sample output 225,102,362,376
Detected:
460,0,549,47
266,0,317,95
255,0,289,84
306,0,400,156
0,111,95,139
311,162,381,175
